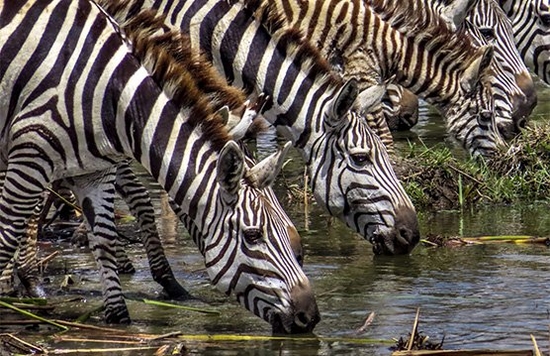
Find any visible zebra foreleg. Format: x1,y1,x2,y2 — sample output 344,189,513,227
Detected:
13,202,44,298
0,166,46,299
115,162,191,300
68,169,131,324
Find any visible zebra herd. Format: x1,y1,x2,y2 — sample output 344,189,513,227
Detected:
0,0,549,333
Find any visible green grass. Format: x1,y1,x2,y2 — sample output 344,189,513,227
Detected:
397,123,550,210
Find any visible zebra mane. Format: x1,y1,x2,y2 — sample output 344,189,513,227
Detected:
95,0,234,150
233,0,342,88
369,0,482,71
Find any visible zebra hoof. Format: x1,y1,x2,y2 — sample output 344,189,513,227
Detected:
164,281,195,300
104,307,131,324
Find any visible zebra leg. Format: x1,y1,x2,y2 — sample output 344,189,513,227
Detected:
115,162,191,299
114,235,136,274
68,169,131,324
51,181,135,273
14,201,45,298
0,167,45,297
0,170,15,295
0,257,15,295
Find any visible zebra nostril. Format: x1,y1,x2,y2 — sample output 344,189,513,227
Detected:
398,227,411,246
296,311,310,328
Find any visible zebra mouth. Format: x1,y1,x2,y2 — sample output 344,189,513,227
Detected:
370,229,417,255
371,238,390,255
270,311,317,334
270,312,293,334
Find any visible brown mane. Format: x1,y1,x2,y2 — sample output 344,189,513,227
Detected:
95,0,236,150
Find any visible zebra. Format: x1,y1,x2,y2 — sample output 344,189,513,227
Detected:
428,0,537,139
498,0,550,85
384,85,420,132
231,0,503,157
0,15,301,303
268,0,531,144
104,0,422,256
0,0,321,331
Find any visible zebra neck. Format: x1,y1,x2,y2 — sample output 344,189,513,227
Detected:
149,0,337,150
118,71,220,222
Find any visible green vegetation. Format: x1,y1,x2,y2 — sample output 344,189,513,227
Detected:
396,123,550,210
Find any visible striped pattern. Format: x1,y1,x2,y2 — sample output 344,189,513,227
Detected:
111,0,421,256
242,0,504,158
499,0,550,85
0,0,319,332
432,0,536,139
384,85,419,131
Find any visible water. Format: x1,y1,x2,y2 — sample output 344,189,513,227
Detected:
4,83,550,355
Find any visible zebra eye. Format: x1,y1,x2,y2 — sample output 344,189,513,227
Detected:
479,28,495,42
480,110,493,120
243,228,263,244
350,152,371,166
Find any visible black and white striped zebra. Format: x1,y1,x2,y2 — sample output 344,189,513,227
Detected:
499,0,550,85
0,0,320,331
429,0,537,139
0,13,299,304
238,0,504,157
109,0,421,255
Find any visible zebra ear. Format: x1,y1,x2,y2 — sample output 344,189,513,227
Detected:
217,106,231,126
217,141,245,199
326,78,358,127
460,45,494,93
440,0,477,31
226,100,256,141
353,83,386,114
246,141,292,190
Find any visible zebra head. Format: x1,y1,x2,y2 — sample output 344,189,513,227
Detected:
308,80,420,255
460,20,531,141
443,44,508,158
201,141,319,334
462,0,536,139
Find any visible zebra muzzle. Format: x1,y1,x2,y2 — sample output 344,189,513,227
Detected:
270,281,320,334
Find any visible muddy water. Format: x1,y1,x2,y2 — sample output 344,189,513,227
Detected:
5,83,550,355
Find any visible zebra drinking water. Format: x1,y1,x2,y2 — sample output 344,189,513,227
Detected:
106,0,421,255
428,0,537,138
234,0,504,157
0,0,319,331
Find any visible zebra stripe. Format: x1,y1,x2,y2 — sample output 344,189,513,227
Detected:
431,0,536,139
113,0,420,256
499,0,550,85
0,0,319,332
240,0,504,158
